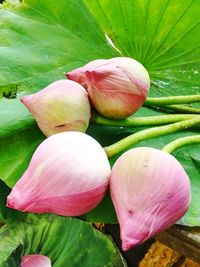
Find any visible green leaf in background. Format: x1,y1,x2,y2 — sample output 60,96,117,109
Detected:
0,0,117,187
0,121,44,188
83,0,200,225
0,214,126,267
0,0,200,227
85,0,200,99
0,0,117,89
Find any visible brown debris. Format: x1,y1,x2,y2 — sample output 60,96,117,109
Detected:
139,241,182,267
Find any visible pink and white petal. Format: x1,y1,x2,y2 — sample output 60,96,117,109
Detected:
21,254,51,267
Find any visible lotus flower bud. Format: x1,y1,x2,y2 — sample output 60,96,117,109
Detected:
7,132,111,216
67,59,107,87
110,147,190,251
66,57,150,119
21,80,90,137
21,255,51,267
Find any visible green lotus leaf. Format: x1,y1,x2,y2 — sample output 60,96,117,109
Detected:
0,214,126,267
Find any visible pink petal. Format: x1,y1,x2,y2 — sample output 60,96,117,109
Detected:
66,59,107,87
21,254,51,267
110,147,191,251
67,57,150,119
7,132,111,216
20,80,90,136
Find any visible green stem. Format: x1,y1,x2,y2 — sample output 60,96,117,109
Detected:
104,117,200,158
162,135,200,154
92,112,198,127
144,103,200,114
145,95,200,105
161,104,200,114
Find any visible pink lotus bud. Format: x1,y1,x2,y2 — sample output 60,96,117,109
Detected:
66,57,150,119
21,80,90,137
66,59,107,87
21,254,51,267
7,132,111,216
110,147,190,251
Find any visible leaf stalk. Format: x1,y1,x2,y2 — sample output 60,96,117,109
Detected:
162,135,200,154
104,117,200,158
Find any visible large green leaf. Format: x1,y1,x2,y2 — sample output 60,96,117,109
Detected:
0,0,200,227
0,214,126,267
85,0,200,99
0,180,125,266
83,0,200,225
0,0,117,90
0,0,117,187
